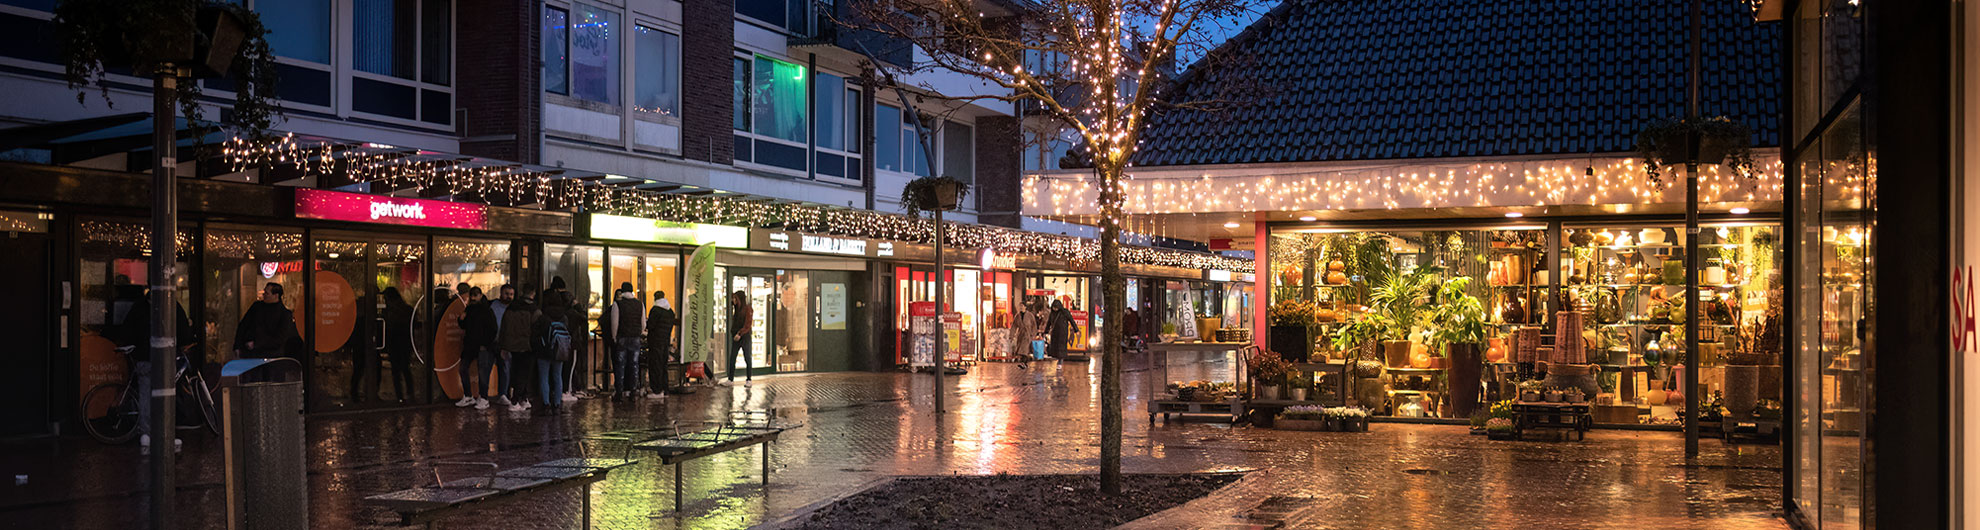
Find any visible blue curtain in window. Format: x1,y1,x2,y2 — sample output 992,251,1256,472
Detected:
814,73,844,150
354,0,416,79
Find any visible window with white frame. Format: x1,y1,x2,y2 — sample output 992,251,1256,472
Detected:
633,25,680,116
732,53,808,172
351,0,453,125
875,103,902,172
567,4,619,105
813,71,861,183
942,120,972,183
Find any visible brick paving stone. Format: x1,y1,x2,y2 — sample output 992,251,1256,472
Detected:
0,354,1785,529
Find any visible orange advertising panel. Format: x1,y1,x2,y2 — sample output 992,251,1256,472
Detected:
313,271,357,353
78,334,124,418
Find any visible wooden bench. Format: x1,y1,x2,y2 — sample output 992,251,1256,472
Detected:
362,457,637,529
632,410,800,513
1512,401,1593,441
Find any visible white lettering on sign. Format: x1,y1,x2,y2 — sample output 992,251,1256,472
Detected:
876,242,896,257
369,201,427,221
769,232,791,251
801,235,867,256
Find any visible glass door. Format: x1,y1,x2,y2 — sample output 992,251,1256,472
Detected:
727,271,774,375
310,236,429,410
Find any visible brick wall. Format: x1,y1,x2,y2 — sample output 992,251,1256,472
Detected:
681,0,737,165
973,115,1022,228
457,0,540,163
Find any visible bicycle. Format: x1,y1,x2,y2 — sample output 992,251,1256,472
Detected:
80,346,220,444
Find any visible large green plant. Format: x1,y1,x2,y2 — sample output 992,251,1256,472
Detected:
55,0,280,134
1330,312,1389,358
1370,265,1440,341
1428,276,1488,351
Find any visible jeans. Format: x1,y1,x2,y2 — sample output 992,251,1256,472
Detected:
727,339,752,380
456,350,479,400
135,360,152,431
537,359,565,407
615,337,641,393
477,348,510,399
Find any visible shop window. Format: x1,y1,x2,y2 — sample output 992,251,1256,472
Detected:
875,104,901,172
545,244,605,387
78,220,193,413
633,25,680,116
903,112,932,177
543,6,569,95
201,228,305,367
256,0,332,64
752,55,807,144
569,3,619,105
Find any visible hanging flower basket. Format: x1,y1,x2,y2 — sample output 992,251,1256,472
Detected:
1633,116,1757,185
55,0,280,133
901,175,969,218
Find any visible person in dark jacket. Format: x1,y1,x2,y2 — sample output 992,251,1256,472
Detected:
119,287,196,442
727,291,755,383
533,290,579,414
381,287,416,403
1047,299,1073,361
605,283,643,401
460,287,499,409
497,286,540,411
235,282,298,360
645,290,678,394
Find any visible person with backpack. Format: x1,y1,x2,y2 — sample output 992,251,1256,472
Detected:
645,290,678,396
534,289,577,415
605,283,643,401
497,285,540,412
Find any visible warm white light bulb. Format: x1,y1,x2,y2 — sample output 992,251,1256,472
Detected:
1504,212,1524,218
1223,221,1241,228
1730,207,1750,215
1299,216,1317,222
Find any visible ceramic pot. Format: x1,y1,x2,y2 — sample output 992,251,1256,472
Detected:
1383,340,1413,368
1501,297,1526,324
1258,384,1282,400
1288,387,1309,402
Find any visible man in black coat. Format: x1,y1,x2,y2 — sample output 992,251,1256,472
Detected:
1047,299,1073,361
235,282,298,360
645,290,678,394
459,287,499,409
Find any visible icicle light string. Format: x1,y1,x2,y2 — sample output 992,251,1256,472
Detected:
221,134,1253,274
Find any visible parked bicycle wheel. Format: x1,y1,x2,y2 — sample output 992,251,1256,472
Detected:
81,382,141,444
184,375,221,436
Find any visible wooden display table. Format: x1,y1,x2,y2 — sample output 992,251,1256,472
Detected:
1512,401,1592,441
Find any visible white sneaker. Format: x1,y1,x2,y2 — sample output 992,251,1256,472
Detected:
563,392,579,402
646,392,664,400
493,396,512,406
522,400,533,409
455,396,474,407
507,403,526,412
140,434,150,456
474,398,489,410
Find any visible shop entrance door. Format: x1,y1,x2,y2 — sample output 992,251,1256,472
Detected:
0,232,50,435
311,236,428,411
806,270,854,372
727,272,775,376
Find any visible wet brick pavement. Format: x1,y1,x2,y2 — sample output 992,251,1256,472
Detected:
0,352,1787,529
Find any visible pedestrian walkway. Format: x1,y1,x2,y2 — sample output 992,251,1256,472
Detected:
0,353,1785,529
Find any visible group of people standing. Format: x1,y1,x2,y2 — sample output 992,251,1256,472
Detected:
450,281,588,414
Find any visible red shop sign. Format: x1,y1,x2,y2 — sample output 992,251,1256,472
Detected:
910,301,939,317
295,189,489,230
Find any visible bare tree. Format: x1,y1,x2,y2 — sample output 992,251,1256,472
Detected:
845,0,1264,495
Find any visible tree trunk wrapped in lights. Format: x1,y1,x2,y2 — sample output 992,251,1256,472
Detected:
846,0,1266,495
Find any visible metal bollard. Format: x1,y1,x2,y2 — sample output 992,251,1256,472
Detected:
219,358,307,530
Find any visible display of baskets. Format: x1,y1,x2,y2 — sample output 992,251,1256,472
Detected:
1554,311,1586,364
1513,327,1542,363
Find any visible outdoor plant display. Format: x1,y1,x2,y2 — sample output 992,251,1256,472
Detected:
900,175,970,217
1371,266,1441,367
1274,406,1368,432
1268,299,1321,361
1429,275,1489,417
1485,418,1517,440
1633,115,1758,184
1249,349,1293,400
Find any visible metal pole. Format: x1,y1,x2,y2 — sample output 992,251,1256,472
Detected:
1683,0,1702,458
934,208,946,414
149,68,180,530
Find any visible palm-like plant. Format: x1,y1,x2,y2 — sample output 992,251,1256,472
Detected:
1370,265,1441,340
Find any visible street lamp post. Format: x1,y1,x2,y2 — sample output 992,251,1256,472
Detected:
1683,0,1703,458
148,64,184,530
934,207,947,414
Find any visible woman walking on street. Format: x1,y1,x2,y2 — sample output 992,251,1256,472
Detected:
726,291,754,383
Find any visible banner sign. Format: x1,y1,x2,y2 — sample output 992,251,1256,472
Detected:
295,189,488,229
685,243,718,368
591,214,748,248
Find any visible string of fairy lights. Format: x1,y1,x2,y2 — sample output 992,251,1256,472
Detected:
220,134,1254,274
1024,155,1801,217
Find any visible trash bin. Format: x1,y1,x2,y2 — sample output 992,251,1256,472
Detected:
219,358,307,530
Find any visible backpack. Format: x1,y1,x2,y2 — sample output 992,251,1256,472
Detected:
547,320,574,362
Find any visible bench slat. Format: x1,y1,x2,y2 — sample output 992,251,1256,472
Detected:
535,457,638,470
495,466,593,480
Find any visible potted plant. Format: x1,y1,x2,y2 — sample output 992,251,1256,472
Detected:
1268,299,1319,362
1249,349,1292,400
1371,266,1440,368
900,175,970,217
1518,380,1544,402
1329,407,1370,432
1429,276,1489,418
1485,418,1517,440
55,0,280,134
1633,116,1758,186
1276,405,1327,431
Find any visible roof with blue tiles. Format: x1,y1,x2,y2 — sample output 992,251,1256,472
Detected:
1134,0,1781,167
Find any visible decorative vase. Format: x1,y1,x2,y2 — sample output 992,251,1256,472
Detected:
1501,297,1526,324
1270,325,1311,363
1724,365,1760,418
1639,228,1667,245
1383,340,1413,368
1447,343,1484,419
1199,317,1221,341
